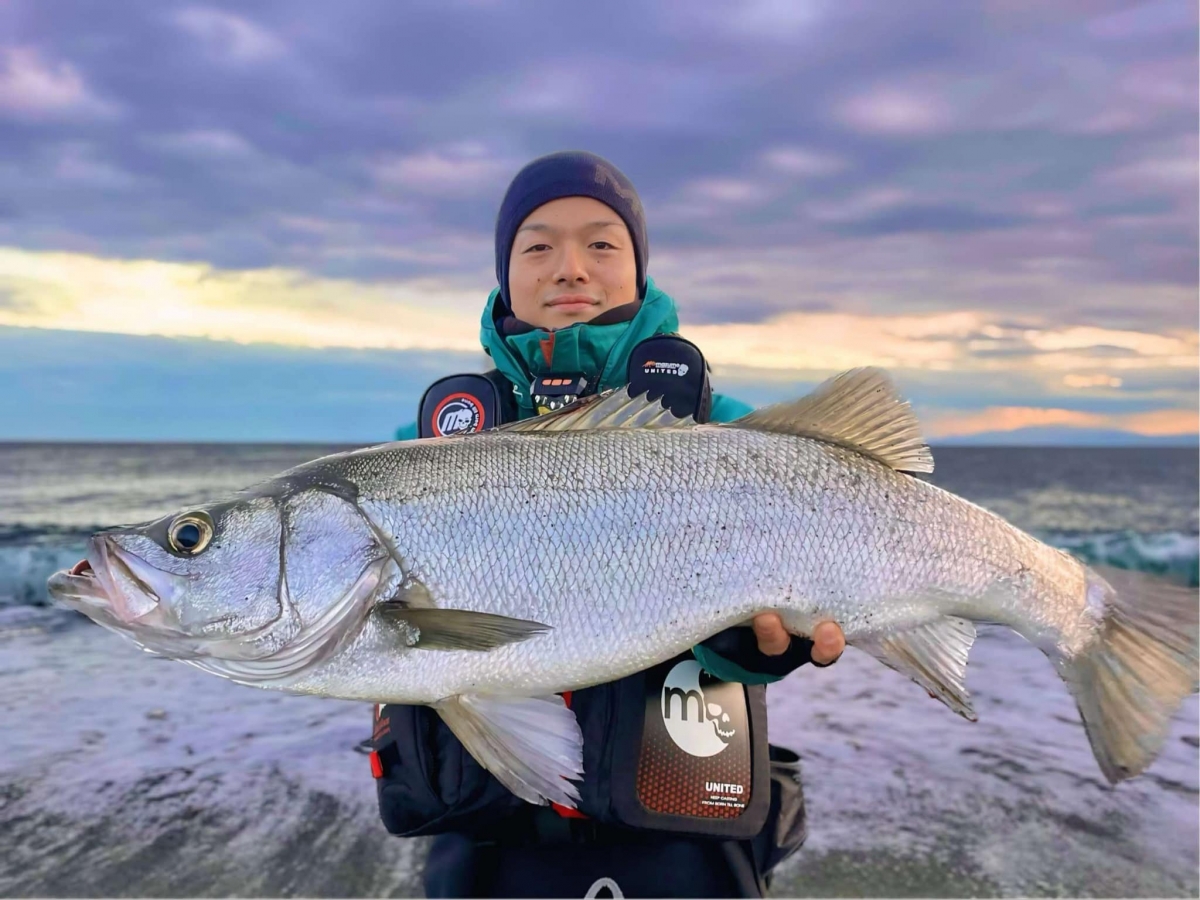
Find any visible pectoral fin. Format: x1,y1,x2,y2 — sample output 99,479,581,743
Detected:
858,616,978,720
375,603,551,651
435,693,584,807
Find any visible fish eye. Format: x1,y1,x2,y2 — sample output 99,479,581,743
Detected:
167,513,214,556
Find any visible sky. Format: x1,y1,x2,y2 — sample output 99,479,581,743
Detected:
1,0,1196,443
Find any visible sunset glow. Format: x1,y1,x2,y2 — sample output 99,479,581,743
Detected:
3,246,1193,440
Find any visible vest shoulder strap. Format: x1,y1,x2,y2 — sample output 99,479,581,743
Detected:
418,369,517,438
626,334,713,423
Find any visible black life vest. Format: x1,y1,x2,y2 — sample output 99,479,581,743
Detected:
418,334,713,437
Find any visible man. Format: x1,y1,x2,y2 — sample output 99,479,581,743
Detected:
375,151,844,897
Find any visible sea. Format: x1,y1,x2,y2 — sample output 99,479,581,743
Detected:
0,442,1196,897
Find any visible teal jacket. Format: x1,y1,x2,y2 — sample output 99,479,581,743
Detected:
394,279,788,684
394,278,749,440
477,276,752,423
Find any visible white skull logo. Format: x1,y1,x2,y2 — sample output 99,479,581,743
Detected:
707,702,736,742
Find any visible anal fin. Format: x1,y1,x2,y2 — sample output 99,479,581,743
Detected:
858,616,978,720
435,693,584,807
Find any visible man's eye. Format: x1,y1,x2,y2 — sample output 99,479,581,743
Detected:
591,241,615,250
524,244,550,253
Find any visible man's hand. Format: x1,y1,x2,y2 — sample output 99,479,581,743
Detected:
752,613,845,665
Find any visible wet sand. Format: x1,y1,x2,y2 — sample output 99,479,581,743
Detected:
1,607,1195,898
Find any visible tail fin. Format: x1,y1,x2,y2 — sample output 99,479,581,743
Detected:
1060,566,1198,783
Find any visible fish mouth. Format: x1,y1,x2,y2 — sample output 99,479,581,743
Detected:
50,536,176,627
47,556,111,610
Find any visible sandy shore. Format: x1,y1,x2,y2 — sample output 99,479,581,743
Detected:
1,606,1195,898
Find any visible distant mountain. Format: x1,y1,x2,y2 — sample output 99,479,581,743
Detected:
935,426,1198,447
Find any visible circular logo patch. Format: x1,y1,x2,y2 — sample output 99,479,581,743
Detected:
432,393,485,436
660,659,735,757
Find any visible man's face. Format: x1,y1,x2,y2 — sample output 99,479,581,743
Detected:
508,196,638,330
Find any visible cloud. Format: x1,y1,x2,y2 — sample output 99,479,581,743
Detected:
686,307,1197,377
497,56,735,132
836,86,954,136
833,204,1024,237
804,188,914,223
173,7,285,63
1087,0,1197,40
0,288,26,311
46,142,142,190
1069,56,1197,134
499,64,591,117
1021,325,1193,358
149,129,260,160
928,405,1198,440
1063,373,1123,389
0,1,1194,295
683,178,769,205
761,147,849,178
0,0,1193,441
368,144,513,197
0,247,483,352
650,238,1196,333
1121,408,1200,436
1098,136,1199,192
0,47,120,121
3,246,1193,392
716,0,830,39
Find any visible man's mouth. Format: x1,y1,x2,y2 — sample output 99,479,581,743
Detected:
546,295,598,310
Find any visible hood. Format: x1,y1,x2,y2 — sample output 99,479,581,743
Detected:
479,276,680,415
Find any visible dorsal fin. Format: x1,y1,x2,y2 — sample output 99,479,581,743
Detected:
497,388,695,433
731,368,934,474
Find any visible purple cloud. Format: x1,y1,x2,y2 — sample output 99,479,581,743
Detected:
0,0,1193,333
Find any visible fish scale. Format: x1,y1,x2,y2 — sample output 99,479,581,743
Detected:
288,425,1078,705
47,369,1199,806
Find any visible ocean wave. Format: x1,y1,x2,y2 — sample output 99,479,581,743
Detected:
3,529,1196,609
0,523,97,548
0,542,89,606
1047,530,1199,587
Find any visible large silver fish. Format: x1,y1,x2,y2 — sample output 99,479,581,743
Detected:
48,369,1198,807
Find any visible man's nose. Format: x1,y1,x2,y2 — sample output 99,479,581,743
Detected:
554,244,589,283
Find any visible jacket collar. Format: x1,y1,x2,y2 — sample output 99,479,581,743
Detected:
479,277,680,413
